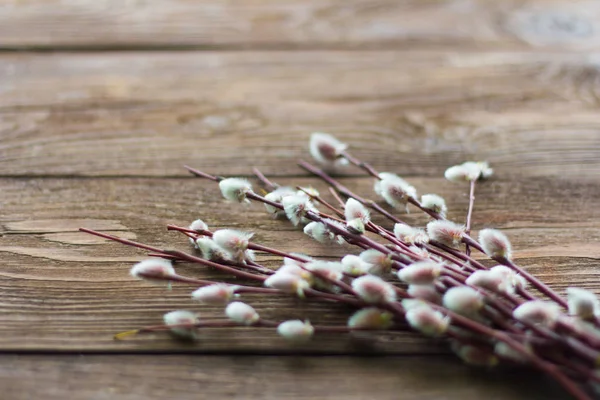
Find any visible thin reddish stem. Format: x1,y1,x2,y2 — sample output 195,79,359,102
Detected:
184,166,220,182
80,228,267,282
328,187,346,208
253,167,277,190
297,186,345,218
340,150,381,179
465,180,476,256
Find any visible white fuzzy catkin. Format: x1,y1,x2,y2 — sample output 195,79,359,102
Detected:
348,308,393,330
466,270,511,294
346,218,365,235
163,310,199,339
352,275,397,304
378,175,417,210
212,229,253,252
244,249,256,263
277,320,314,342
358,249,393,276
567,287,600,320
443,286,484,316
309,132,349,166
398,261,443,285
305,261,344,283
212,229,254,262
451,342,498,366
444,161,493,183
471,161,493,179
189,219,208,232
408,245,430,258
420,194,447,217
513,300,561,327
426,220,466,248
264,272,311,297
344,198,370,224
490,265,527,291
304,221,343,244
341,255,372,276
494,341,529,363
305,261,345,293
218,178,253,203
401,298,428,311
276,264,314,283
374,172,400,196
444,164,480,183
479,229,512,259
195,237,231,262
264,186,296,216
130,259,176,284
393,224,429,245
407,285,442,304
188,219,208,247
405,304,450,337
303,221,328,243
322,219,348,241
192,284,238,305
282,195,317,226
225,301,260,325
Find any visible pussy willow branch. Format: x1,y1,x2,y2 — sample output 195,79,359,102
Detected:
339,150,381,180
297,187,345,218
296,176,594,354
184,168,600,361
298,157,600,362
79,228,266,282
167,225,305,264
176,229,274,275
185,167,579,340
337,152,570,309
298,160,404,225
124,319,408,339
298,160,569,309
465,179,476,257
82,219,591,400
191,165,414,264
251,168,431,264
81,228,366,307
168,225,359,296
83,160,597,399
252,167,278,190
436,306,592,400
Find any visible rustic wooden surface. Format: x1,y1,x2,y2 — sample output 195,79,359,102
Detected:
1,0,600,51
1,1,599,399
0,355,568,400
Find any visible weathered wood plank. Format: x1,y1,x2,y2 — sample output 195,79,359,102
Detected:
0,355,570,400
1,51,600,178
0,176,598,352
0,0,598,51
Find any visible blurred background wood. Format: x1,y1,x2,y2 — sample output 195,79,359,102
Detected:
1,1,599,399
1,51,600,178
0,355,568,400
1,0,599,51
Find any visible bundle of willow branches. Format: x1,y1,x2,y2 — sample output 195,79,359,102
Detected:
82,133,600,399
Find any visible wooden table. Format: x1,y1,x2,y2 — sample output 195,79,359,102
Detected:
1,1,599,399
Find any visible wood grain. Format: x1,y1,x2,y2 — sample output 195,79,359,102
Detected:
0,0,599,51
0,176,598,352
0,355,570,400
1,2,599,397
1,51,600,178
